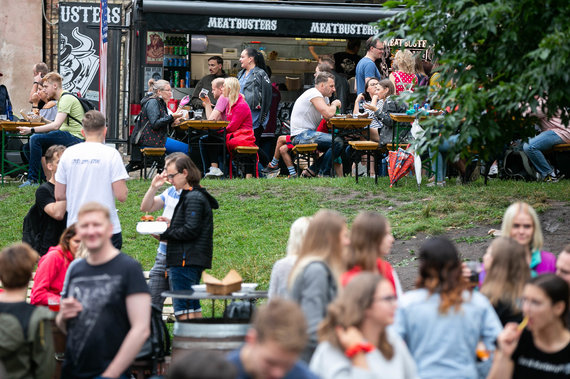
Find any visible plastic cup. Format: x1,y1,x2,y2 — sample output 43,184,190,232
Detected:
48,296,60,312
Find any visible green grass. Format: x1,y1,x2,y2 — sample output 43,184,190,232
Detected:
1,176,569,291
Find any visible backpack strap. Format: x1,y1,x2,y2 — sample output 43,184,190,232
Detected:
60,92,83,126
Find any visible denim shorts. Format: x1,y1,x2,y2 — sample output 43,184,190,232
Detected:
167,265,204,315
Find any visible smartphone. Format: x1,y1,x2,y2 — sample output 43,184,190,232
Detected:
199,88,209,99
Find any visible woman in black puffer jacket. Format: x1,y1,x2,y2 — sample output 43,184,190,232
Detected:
159,154,219,320
127,80,185,172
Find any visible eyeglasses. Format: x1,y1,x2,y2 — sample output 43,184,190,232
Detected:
166,172,181,180
374,295,398,304
371,45,384,51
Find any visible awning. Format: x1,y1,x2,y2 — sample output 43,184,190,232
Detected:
142,0,401,22
139,0,402,38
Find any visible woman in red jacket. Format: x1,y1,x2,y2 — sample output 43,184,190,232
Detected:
223,77,257,178
30,224,80,306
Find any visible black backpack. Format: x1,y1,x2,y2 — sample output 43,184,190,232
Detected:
0,85,14,120
60,92,96,125
503,143,539,181
22,203,42,251
135,305,171,374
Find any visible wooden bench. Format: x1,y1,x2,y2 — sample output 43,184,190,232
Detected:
292,143,319,176
348,141,380,184
552,143,570,152
140,147,167,179
231,146,259,178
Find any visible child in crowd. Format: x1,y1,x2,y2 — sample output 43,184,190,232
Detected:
341,211,402,298
288,209,350,362
0,243,55,378
311,273,417,379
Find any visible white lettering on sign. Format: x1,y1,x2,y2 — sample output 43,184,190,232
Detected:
60,5,121,24
207,17,278,31
389,39,428,48
309,22,377,36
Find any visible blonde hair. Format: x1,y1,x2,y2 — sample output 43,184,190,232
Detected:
288,210,346,288
77,202,111,222
224,77,241,108
151,79,171,99
43,72,63,86
480,237,530,311
501,202,544,251
394,50,415,74
286,217,312,257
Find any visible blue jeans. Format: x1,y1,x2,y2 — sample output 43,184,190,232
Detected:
429,134,472,182
24,130,83,181
523,130,563,178
167,265,203,315
293,130,343,175
164,137,189,155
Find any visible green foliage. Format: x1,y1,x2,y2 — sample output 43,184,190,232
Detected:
375,0,570,161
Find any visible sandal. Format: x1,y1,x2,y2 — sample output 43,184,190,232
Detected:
301,168,317,178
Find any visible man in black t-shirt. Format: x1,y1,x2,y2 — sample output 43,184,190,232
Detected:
56,202,150,379
32,145,67,255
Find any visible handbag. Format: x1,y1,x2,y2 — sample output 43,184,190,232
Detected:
131,101,151,145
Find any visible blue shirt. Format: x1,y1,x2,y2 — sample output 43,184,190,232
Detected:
355,57,382,95
227,348,319,379
394,288,502,379
157,186,181,255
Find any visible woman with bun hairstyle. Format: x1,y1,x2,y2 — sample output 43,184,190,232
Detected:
288,209,350,363
480,237,530,325
126,79,186,172
341,211,402,298
30,224,80,306
488,274,570,379
395,237,502,379
310,273,417,379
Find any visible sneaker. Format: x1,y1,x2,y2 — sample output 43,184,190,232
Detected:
19,180,38,188
205,167,224,178
125,162,142,173
357,163,367,176
286,173,298,179
262,165,280,176
426,181,446,187
544,173,564,182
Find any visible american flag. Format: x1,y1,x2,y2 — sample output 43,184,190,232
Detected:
99,0,108,114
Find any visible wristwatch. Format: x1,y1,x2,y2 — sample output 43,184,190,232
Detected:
30,128,35,135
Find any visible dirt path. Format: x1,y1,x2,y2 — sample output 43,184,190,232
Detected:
389,201,570,291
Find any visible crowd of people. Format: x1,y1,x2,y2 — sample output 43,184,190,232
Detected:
2,149,570,379
0,47,567,379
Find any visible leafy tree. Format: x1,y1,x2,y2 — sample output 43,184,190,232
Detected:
375,0,570,162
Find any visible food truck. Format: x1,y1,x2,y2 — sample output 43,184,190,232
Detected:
124,0,406,158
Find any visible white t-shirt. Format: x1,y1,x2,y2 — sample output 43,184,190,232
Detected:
290,87,329,137
157,186,181,255
55,142,129,234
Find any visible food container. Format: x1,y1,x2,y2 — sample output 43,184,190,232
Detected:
203,270,242,295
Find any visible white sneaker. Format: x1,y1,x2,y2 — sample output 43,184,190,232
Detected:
489,163,498,176
205,167,223,178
